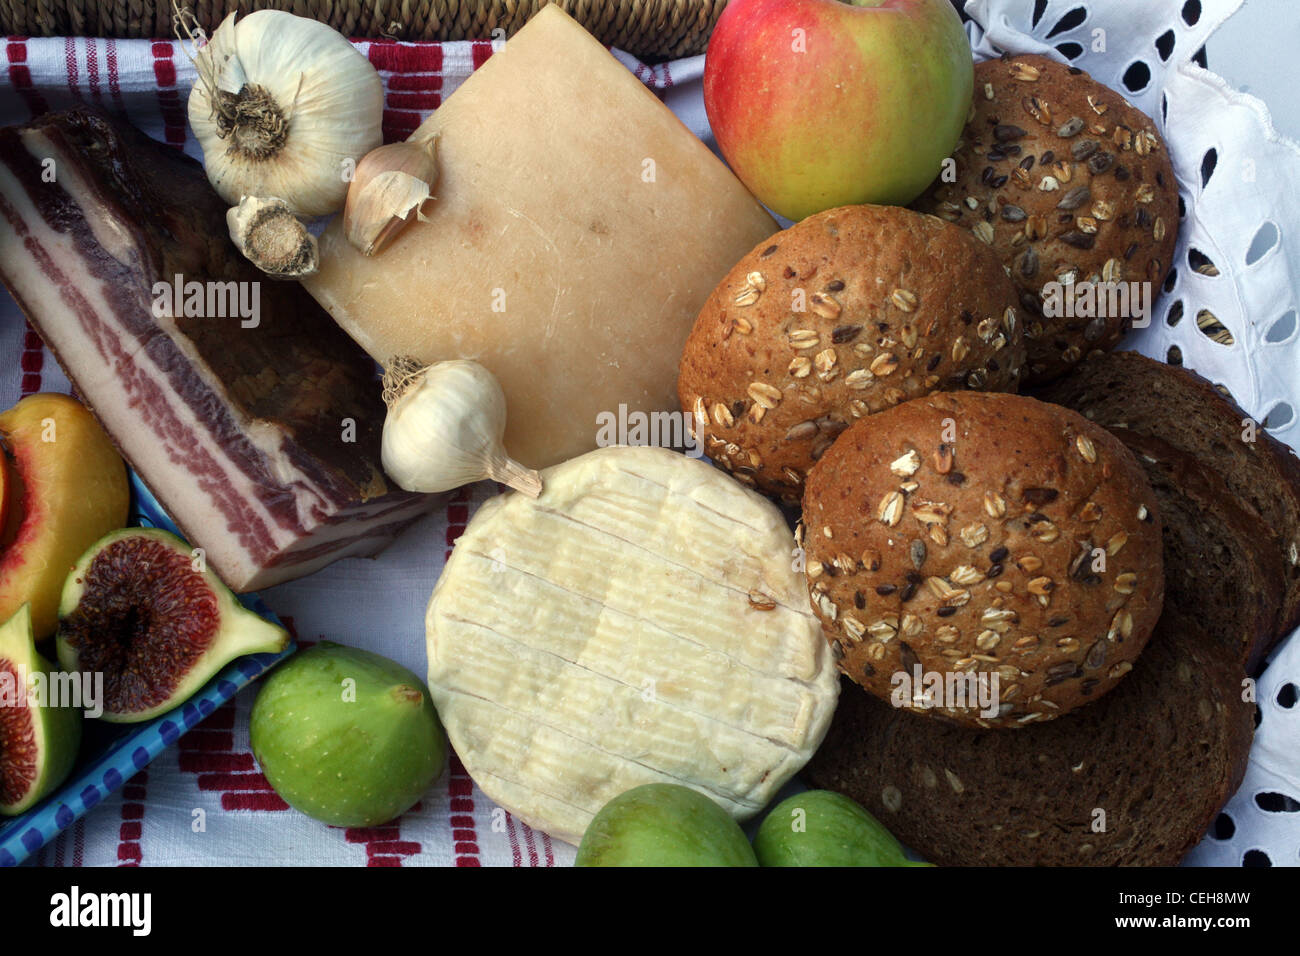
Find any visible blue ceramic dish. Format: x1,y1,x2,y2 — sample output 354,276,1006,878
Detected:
0,473,295,866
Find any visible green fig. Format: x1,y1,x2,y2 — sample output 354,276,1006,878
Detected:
56,527,288,722
250,642,447,827
753,789,933,867
0,604,82,815
576,783,759,867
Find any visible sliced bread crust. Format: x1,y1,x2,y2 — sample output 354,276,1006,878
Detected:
1037,351,1300,656
805,610,1254,866
1115,429,1284,671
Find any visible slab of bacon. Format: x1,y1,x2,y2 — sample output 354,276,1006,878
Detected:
0,107,433,591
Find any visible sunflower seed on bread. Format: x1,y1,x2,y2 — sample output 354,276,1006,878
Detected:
678,204,1025,506
801,391,1164,727
913,55,1179,384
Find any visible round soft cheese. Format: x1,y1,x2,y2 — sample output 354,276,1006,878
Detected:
425,445,840,845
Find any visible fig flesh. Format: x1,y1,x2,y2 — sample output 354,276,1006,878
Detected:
56,528,288,722
250,642,447,827
0,604,81,815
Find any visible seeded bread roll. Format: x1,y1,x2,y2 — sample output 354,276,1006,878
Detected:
913,54,1178,384
1037,350,1300,661
677,204,1025,505
805,609,1255,866
800,391,1164,728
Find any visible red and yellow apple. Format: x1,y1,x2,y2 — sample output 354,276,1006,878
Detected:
0,393,130,639
704,0,974,221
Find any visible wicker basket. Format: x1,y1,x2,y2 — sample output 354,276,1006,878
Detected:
0,0,726,59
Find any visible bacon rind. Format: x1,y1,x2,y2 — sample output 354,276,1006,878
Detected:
0,107,432,591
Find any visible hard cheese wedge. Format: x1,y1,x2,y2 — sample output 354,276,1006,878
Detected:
425,446,840,845
303,5,777,470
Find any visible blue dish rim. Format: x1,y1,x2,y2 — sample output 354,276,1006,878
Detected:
0,472,296,866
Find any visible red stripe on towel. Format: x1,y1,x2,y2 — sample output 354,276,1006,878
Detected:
116,771,147,866
447,754,481,866
368,40,443,74
20,322,43,397
150,41,185,147
345,816,423,867
519,818,542,867
105,38,123,110
86,38,100,103
471,40,495,70
505,811,522,867
5,37,47,118
63,37,78,97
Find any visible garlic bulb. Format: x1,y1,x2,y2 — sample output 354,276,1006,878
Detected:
381,358,543,497
227,196,318,278
344,138,439,256
184,10,384,217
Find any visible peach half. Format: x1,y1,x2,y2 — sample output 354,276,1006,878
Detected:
0,393,129,639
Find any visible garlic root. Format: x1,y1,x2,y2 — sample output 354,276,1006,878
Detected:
227,196,319,278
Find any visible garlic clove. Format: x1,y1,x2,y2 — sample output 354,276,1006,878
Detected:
344,139,439,257
227,195,319,278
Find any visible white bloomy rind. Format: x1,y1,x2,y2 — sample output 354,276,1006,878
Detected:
425,445,840,846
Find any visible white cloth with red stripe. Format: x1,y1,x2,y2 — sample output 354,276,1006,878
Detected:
1,33,708,868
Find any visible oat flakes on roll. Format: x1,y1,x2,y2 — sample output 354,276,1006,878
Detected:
801,391,1164,728
678,204,1026,506
913,54,1179,385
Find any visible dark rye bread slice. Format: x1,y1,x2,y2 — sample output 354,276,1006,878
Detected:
1116,430,1284,672
1037,351,1300,648
805,610,1254,866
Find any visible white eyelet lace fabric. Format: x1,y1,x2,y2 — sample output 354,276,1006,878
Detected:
963,0,1300,867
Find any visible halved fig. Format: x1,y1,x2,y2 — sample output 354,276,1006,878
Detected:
56,528,289,723
0,604,81,815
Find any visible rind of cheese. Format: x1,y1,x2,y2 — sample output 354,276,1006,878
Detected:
303,5,777,470
425,445,840,845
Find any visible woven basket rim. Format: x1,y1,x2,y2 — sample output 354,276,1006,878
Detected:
0,0,726,60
